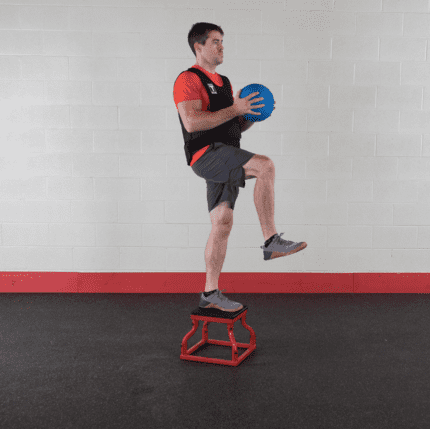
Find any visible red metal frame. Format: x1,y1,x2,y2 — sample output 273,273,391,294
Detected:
180,307,256,366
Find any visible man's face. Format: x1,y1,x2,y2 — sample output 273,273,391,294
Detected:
195,30,224,66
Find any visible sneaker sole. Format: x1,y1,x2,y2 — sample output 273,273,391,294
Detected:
263,242,307,261
200,302,244,312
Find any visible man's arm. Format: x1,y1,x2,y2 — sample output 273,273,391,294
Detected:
178,100,239,133
238,115,255,133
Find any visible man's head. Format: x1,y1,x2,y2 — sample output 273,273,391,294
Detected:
188,22,224,65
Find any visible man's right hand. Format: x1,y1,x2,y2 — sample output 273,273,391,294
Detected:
233,90,265,117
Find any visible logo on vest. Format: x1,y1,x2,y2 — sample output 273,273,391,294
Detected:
207,83,217,94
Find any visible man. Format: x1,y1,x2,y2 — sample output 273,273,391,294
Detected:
173,22,307,312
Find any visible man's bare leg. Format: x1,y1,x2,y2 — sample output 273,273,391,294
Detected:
204,225,231,292
253,170,277,242
205,202,233,292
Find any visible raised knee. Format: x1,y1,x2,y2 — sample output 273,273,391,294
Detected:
261,157,275,175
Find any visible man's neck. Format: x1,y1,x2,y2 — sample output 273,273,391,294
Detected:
195,58,217,74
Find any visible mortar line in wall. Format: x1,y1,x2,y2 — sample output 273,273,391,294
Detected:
330,36,333,62
306,60,309,84
353,62,356,86
325,179,328,204
399,61,402,86
259,55,261,84
378,36,380,62
260,9,263,35
117,108,120,178
375,85,378,110
354,13,357,36
396,157,399,181
401,12,404,37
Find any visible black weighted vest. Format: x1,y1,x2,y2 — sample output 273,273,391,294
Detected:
175,67,242,166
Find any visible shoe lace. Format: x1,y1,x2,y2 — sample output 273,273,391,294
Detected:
273,233,294,247
217,289,228,301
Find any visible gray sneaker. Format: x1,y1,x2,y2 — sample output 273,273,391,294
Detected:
199,289,243,312
261,233,307,261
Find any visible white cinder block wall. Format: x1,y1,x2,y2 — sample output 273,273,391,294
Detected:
0,0,429,273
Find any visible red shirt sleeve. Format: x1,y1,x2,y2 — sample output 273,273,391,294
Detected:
173,68,234,111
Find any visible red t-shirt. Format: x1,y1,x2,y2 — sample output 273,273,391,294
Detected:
173,64,234,166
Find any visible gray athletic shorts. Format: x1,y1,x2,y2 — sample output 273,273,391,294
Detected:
191,142,256,213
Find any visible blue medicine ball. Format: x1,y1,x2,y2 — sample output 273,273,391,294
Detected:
240,83,275,122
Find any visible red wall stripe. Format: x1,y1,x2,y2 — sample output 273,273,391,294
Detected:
1,272,430,293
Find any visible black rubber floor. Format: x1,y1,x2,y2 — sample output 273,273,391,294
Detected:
1,293,430,429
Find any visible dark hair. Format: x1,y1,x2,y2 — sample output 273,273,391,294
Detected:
188,22,224,57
